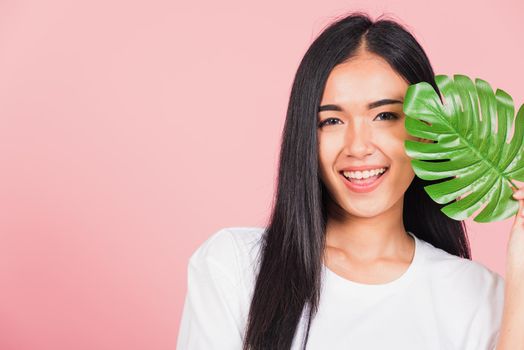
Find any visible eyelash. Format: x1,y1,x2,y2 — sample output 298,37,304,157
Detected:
317,112,399,128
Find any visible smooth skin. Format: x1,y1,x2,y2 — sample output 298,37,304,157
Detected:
317,47,425,282
317,46,524,348
499,188,524,349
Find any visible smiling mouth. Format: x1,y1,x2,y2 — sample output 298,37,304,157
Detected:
339,167,389,185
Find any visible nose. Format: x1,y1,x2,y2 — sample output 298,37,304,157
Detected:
343,119,374,158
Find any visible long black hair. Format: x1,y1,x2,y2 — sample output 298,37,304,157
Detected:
242,12,471,350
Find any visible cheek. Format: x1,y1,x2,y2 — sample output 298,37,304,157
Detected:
377,128,406,153
387,132,416,178
376,128,415,177
317,133,340,164
317,133,342,184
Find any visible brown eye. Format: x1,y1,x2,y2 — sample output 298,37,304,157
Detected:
318,117,342,128
374,112,399,121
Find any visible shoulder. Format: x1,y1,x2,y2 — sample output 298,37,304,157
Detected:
188,227,266,286
417,238,504,308
418,238,505,347
420,238,504,285
178,228,266,347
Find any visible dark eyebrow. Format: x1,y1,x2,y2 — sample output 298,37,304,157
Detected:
318,99,403,112
368,98,403,109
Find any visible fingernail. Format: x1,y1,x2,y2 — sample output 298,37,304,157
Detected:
513,190,524,197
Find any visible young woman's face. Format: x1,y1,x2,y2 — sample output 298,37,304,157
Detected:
317,51,421,219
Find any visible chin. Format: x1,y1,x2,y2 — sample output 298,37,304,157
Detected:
330,198,386,219
346,206,385,218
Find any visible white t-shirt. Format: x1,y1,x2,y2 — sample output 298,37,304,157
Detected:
177,227,505,350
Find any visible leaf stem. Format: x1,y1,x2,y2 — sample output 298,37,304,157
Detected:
434,117,520,194
507,178,519,191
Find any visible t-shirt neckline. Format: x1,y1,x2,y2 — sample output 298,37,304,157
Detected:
322,231,421,293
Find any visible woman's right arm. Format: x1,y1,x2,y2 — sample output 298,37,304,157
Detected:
496,267,524,349
176,230,245,350
495,189,524,349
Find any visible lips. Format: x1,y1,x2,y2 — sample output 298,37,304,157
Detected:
339,167,389,193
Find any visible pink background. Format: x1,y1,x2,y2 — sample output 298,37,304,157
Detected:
1,0,523,349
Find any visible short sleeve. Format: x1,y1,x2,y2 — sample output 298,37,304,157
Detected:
464,271,505,350
176,229,245,350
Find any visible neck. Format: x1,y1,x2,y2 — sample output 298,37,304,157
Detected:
324,196,413,263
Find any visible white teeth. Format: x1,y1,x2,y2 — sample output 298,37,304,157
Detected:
342,167,387,179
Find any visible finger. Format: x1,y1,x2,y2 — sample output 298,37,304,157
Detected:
513,192,524,200
519,198,524,218
512,188,524,199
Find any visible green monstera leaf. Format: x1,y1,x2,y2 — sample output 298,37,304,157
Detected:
403,74,524,223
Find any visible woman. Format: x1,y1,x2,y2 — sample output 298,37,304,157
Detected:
177,12,524,350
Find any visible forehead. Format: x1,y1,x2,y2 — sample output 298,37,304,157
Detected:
321,53,409,105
